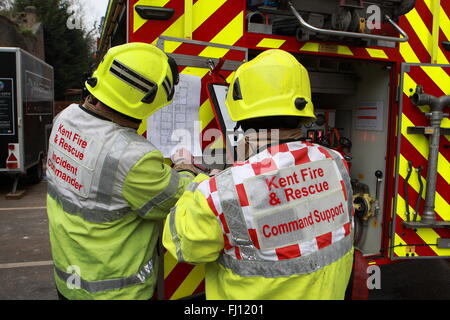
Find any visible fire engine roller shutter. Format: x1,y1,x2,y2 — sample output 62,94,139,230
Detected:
391,63,450,260
129,0,246,299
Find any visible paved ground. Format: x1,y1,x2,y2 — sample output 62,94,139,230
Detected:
0,174,448,300
0,175,56,300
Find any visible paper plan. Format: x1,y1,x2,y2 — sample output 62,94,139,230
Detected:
147,73,202,158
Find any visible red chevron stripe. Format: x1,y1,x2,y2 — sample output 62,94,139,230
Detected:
399,16,431,63
442,0,450,17
164,262,195,299
201,118,221,150
391,225,437,257
407,66,446,98
415,0,434,33
193,280,205,296
174,0,243,56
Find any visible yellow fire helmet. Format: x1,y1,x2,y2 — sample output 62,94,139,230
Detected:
226,49,315,124
86,42,179,120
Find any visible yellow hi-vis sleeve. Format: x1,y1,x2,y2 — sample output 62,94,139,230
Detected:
122,149,195,220
163,175,224,264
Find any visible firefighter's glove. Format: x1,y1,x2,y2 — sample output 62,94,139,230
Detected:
171,148,198,176
171,148,194,165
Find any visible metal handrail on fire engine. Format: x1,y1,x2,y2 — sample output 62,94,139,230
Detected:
156,36,248,71
288,1,409,43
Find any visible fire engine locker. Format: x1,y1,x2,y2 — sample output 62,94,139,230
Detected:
302,56,393,256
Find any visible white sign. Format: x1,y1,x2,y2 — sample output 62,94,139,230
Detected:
355,101,384,131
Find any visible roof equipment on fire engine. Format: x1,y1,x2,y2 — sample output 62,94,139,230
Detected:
252,1,415,44
287,1,409,44
403,85,450,228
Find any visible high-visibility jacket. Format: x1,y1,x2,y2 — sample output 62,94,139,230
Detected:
163,140,354,300
46,104,194,300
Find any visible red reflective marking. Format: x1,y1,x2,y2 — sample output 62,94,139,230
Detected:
207,195,219,216
219,213,230,234
275,244,301,260
316,232,332,250
235,183,249,207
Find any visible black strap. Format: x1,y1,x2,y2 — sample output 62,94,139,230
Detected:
79,104,111,122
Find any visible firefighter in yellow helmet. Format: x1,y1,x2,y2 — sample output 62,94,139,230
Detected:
46,43,199,300
163,49,354,300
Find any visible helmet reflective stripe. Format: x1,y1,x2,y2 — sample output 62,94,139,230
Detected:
109,59,155,93
162,76,172,98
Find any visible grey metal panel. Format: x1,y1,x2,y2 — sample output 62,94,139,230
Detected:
309,71,357,94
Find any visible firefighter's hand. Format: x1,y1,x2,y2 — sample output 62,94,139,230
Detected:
171,148,194,165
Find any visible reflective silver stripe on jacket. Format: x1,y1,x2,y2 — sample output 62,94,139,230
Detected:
48,182,131,223
168,181,199,263
216,170,258,261
216,146,354,277
54,258,154,293
169,205,185,263
218,236,353,277
136,170,180,218
96,133,130,205
186,181,200,193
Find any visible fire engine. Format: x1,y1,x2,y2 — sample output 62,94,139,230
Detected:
97,0,450,299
